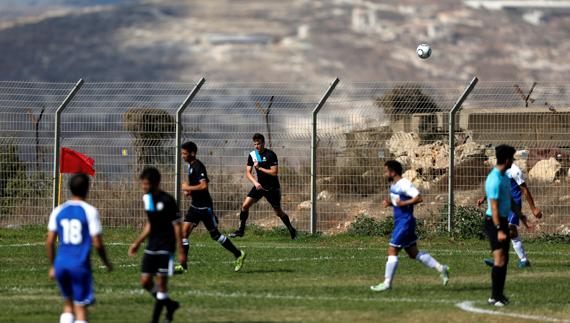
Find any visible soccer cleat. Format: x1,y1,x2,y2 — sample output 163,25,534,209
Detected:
230,229,245,238
517,259,531,269
173,264,187,275
484,258,494,267
290,228,298,240
488,298,507,307
234,250,246,272
164,300,179,323
440,266,450,286
370,283,391,292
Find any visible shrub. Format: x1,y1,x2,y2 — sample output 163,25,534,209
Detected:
348,215,393,236
437,204,486,239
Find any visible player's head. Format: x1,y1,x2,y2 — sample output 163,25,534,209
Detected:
252,133,265,151
69,173,90,199
384,160,403,182
181,141,197,163
139,167,161,193
495,144,516,169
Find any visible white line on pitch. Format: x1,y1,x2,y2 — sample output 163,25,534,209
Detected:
456,301,570,323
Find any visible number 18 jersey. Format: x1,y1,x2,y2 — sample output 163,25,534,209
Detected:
47,200,102,270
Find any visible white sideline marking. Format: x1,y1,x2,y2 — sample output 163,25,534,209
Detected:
456,301,570,323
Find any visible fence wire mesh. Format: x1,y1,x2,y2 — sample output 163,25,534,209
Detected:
0,81,76,227
1,79,570,236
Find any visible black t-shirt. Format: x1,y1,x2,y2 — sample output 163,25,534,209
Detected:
247,149,280,190
144,191,179,252
187,159,213,208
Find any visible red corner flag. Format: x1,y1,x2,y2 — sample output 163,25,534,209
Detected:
60,148,96,176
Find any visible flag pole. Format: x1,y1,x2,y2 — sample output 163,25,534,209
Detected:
58,173,63,206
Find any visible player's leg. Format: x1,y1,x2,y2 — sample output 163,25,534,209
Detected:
55,268,75,323
175,212,198,273
73,305,87,323
510,222,530,268
69,267,95,323
371,245,400,291
156,257,179,323
231,194,258,237
267,189,297,239
140,253,158,297
59,299,74,323
486,217,510,306
405,243,449,286
204,208,246,271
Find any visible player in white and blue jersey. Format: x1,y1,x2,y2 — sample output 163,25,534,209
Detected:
478,161,543,268
46,174,113,323
370,160,449,292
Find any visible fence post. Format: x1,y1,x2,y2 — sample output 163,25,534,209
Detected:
448,76,478,232
175,78,206,209
310,78,340,234
52,79,85,209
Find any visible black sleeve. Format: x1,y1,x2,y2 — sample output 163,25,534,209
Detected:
196,162,209,182
269,151,278,166
247,154,254,166
168,195,180,222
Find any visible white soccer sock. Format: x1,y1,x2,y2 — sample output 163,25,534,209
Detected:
74,320,87,323
383,256,399,287
512,237,527,262
417,252,444,273
59,312,74,323
156,292,169,300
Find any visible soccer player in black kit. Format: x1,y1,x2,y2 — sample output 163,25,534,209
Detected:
231,133,297,239
128,167,185,323
174,141,246,274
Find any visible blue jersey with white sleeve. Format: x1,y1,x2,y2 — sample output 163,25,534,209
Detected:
388,178,420,248
48,200,102,270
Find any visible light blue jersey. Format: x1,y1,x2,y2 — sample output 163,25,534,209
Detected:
485,167,512,218
48,200,102,305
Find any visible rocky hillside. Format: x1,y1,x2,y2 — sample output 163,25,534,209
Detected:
0,0,569,82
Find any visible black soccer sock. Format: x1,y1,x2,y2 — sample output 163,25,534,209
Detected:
182,239,190,269
279,213,295,232
498,265,508,299
238,209,249,231
491,266,505,300
221,236,242,258
151,299,165,323
144,282,157,299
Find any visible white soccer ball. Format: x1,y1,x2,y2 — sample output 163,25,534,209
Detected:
416,43,432,59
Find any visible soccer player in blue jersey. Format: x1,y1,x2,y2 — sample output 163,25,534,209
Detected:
484,144,516,307
370,160,449,292
478,160,543,268
46,174,113,323
129,167,185,323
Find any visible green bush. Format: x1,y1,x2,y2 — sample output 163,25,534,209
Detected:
347,215,393,236
437,204,486,239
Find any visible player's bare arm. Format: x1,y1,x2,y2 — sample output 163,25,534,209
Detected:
255,165,279,177
46,230,57,280
490,199,506,242
246,165,263,190
92,235,113,272
520,183,542,218
382,199,393,208
129,222,151,256
395,195,423,207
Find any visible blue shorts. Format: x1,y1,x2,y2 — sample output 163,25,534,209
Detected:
390,218,418,249
55,265,94,306
509,201,522,226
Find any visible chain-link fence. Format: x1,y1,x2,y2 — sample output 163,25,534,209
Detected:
1,79,569,235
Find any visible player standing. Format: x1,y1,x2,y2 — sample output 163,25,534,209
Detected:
128,167,185,323
479,160,543,268
230,133,297,239
370,160,449,292
46,174,113,323
484,145,516,307
174,141,246,273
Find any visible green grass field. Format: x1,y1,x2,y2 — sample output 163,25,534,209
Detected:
1,227,569,322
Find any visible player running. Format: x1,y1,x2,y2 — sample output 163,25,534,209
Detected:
230,133,297,239
478,160,542,268
46,174,113,323
128,167,185,323
484,145,516,307
174,141,246,274
370,160,449,292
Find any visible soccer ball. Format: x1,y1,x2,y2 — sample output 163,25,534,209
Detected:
416,43,431,59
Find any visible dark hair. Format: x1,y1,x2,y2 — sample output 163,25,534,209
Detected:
69,173,90,198
252,133,265,143
181,141,197,154
384,160,403,176
139,167,161,186
495,144,516,165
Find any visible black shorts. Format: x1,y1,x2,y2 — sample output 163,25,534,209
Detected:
247,187,282,209
184,206,218,231
141,251,173,276
485,217,511,252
